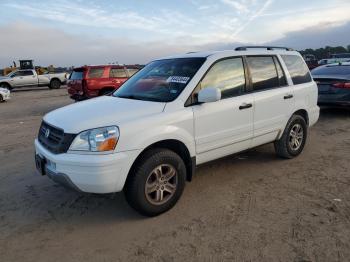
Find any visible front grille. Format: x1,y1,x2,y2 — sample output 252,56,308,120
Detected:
38,121,76,154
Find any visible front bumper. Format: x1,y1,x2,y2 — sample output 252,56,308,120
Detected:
1,92,10,101
34,139,141,193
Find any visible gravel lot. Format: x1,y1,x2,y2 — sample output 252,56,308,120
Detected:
1,88,350,262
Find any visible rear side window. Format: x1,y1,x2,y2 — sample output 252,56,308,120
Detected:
246,56,279,91
281,55,312,85
88,68,104,78
199,57,245,99
110,68,127,78
70,71,83,80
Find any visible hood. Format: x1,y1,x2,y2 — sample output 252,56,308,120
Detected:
0,76,10,80
44,96,166,133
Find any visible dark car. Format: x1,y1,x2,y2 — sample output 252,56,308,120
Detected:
311,62,350,106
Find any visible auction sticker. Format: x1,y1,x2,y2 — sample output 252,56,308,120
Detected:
167,76,190,84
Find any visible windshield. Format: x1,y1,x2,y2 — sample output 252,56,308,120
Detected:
70,70,84,80
113,58,206,102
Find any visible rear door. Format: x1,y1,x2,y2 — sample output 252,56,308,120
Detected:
246,56,294,147
192,57,254,164
109,67,128,88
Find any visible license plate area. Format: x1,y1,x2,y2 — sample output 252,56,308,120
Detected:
35,154,47,176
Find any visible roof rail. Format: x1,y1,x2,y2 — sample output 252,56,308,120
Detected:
235,46,294,51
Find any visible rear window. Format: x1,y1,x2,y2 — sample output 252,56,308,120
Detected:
312,65,350,75
281,55,312,85
110,68,127,78
88,68,104,78
70,71,83,80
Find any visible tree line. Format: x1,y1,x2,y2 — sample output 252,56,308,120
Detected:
299,45,350,60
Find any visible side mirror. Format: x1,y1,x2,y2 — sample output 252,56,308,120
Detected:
197,87,221,103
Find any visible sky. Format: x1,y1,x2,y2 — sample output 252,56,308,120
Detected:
0,0,350,67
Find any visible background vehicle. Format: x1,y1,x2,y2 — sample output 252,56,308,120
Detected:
303,54,318,70
318,54,350,66
0,69,66,90
35,47,319,216
0,87,10,102
67,65,141,101
312,62,350,106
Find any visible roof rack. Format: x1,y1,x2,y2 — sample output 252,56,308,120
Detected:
235,46,294,51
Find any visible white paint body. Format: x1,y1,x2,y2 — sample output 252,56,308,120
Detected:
0,87,10,101
0,70,66,88
35,49,319,193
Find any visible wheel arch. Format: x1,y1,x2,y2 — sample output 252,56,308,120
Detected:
50,77,61,83
293,109,309,126
0,82,12,89
126,139,195,185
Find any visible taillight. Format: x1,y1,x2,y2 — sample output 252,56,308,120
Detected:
332,82,350,89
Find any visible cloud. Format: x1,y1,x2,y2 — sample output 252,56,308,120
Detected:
4,1,197,35
0,23,191,68
268,21,350,49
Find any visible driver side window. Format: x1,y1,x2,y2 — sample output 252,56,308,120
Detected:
199,57,246,99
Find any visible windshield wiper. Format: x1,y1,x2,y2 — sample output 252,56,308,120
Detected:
116,94,144,100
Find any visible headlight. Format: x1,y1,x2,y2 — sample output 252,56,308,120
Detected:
69,126,119,152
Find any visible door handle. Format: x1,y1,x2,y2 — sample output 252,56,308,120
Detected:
239,103,252,110
284,94,293,99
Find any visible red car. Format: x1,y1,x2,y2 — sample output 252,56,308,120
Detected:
67,65,141,101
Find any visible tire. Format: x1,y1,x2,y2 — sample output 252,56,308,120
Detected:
49,79,61,89
0,94,3,103
124,148,186,217
274,114,308,159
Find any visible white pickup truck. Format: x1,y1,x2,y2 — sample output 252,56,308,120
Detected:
0,69,67,90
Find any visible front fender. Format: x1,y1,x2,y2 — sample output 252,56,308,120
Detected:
116,109,195,157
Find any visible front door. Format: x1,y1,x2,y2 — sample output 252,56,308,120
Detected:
192,57,254,164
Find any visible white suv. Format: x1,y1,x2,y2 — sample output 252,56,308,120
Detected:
35,46,319,216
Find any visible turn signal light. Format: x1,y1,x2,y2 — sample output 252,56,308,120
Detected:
98,137,118,151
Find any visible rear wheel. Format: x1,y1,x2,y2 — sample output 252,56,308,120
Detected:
0,94,3,102
274,115,308,159
124,149,186,217
49,79,61,89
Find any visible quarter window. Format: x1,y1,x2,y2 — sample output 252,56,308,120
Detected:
110,68,127,78
88,68,104,78
281,55,312,85
199,58,245,99
246,56,279,91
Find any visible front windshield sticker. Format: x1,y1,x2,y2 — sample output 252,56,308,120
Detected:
166,76,190,84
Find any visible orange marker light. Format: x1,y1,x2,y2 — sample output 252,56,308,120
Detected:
98,137,118,151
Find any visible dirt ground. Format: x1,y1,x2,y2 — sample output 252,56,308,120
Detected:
0,87,350,262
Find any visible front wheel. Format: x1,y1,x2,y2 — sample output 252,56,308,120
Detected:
274,115,308,159
124,149,186,217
